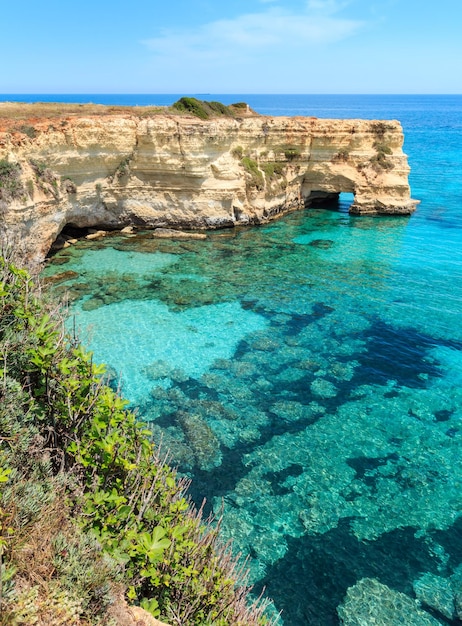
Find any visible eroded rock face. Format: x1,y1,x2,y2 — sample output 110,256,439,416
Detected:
0,108,417,263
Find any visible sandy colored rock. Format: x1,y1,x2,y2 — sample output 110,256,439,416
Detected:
129,606,172,626
85,229,107,240
0,106,417,264
107,592,172,626
152,228,207,240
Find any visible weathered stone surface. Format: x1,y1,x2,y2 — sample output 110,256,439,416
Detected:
129,606,172,626
107,594,172,626
85,229,107,240
0,108,417,264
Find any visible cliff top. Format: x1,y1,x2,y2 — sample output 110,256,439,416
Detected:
0,98,259,130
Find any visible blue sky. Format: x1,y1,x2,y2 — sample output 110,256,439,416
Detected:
1,0,461,94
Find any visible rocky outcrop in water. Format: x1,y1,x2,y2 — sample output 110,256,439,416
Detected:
0,104,417,262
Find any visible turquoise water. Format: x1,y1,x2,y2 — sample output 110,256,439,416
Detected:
42,95,462,625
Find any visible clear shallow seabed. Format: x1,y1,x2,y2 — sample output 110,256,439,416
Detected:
41,95,462,625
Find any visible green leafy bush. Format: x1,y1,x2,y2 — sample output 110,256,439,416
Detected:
172,97,210,119
171,97,236,120
0,252,275,625
208,101,230,116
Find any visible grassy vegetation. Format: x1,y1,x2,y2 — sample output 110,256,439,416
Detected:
238,153,287,192
371,141,394,171
0,251,275,625
261,162,285,182
241,157,264,190
0,160,25,203
332,149,350,162
16,125,37,139
231,146,244,159
0,99,257,137
29,158,60,198
371,121,392,138
0,102,166,121
281,145,301,161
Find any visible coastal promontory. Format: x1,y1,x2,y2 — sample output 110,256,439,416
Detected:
0,101,417,262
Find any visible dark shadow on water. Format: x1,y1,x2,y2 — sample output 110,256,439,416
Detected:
263,463,304,496
157,315,462,515
435,409,454,422
346,453,399,490
253,520,441,626
185,405,323,516
352,319,462,389
431,516,462,570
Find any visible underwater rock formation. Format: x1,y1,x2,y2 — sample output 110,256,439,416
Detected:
337,578,441,625
0,103,417,263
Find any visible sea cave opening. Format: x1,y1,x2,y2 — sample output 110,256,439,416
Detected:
48,222,119,258
60,224,95,240
337,191,355,213
304,190,355,213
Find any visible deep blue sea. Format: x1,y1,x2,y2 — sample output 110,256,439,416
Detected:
32,94,462,625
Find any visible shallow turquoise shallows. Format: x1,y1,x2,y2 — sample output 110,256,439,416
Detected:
42,95,462,626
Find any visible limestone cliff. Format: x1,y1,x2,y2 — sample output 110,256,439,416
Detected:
0,103,417,262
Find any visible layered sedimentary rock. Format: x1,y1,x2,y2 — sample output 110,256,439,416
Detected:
0,105,417,262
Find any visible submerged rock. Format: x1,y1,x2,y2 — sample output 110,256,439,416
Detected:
308,239,335,249
337,578,441,625
310,377,338,399
82,296,105,311
413,572,456,621
144,359,175,380
42,269,79,285
152,228,207,240
177,411,222,470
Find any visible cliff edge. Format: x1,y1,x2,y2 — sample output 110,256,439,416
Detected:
0,102,418,262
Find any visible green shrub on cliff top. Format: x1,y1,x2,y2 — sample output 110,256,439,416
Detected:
171,97,237,120
172,97,210,119
0,252,274,625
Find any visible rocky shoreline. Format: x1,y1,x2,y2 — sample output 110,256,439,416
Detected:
0,103,417,264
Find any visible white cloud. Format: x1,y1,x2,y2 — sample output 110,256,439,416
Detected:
144,4,363,56
141,2,364,91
